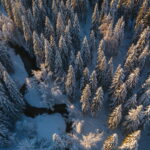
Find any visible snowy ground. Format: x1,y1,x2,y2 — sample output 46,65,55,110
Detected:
8,48,28,88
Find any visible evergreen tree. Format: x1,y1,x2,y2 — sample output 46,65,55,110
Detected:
123,105,145,133
138,45,149,70
100,0,109,20
44,16,55,40
65,65,76,100
126,68,140,90
110,0,119,20
81,36,91,66
89,70,98,94
32,0,42,33
75,51,84,81
64,24,74,54
21,15,32,50
108,104,122,129
143,105,150,128
44,39,54,72
142,76,150,91
105,58,114,89
89,30,96,56
2,0,13,20
91,87,104,117
72,13,81,51
124,94,137,111
102,133,118,150
33,31,44,67
0,82,19,118
91,3,99,37
12,1,25,29
54,49,64,78
3,70,25,108
124,46,138,75
110,83,127,108
113,17,125,55
0,44,13,73
50,35,57,56
56,12,65,40
139,89,150,106
80,84,91,114
80,67,90,91
59,35,69,71
109,65,124,96
96,40,107,86
119,130,141,150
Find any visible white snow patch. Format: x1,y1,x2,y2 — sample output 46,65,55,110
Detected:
8,48,28,88
25,87,46,108
35,114,66,140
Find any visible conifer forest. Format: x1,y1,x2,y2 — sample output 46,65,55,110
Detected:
0,0,150,149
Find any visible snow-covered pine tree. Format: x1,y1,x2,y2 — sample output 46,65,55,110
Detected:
0,82,19,119
52,0,58,22
33,31,44,67
99,14,113,37
59,35,69,71
32,0,43,33
118,130,141,150
50,35,57,55
124,46,138,75
64,23,74,55
91,3,100,37
138,45,149,71
105,57,114,89
44,16,55,40
2,70,25,109
56,12,65,41
81,36,91,66
109,64,124,96
72,13,81,51
113,17,125,55
21,15,32,51
96,40,107,86
100,0,109,21
143,105,150,128
1,0,13,20
0,44,13,73
110,0,119,21
142,75,150,91
80,84,91,114
89,30,96,56
91,87,104,117
12,1,25,29
108,104,122,129
65,65,76,100
123,105,145,133
89,70,98,95
124,94,137,111
110,83,127,108
44,38,55,72
125,67,140,90
54,49,64,78
26,9,35,31
102,133,118,150
80,67,90,91
75,51,84,81
135,0,149,33
139,89,150,106
135,26,150,54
